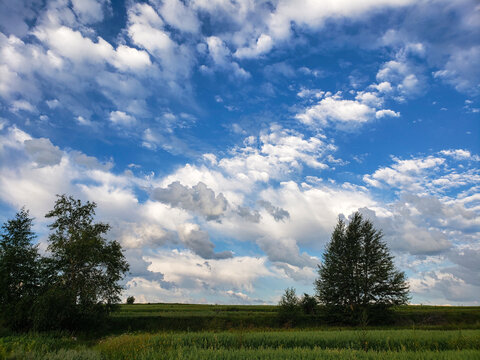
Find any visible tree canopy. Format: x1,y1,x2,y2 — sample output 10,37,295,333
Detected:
0,195,129,331
0,208,40,330
315,212,409,322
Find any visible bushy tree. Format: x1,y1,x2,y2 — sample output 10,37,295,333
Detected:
300,293,318,315
278,287,301,324
126,296,135,305
38,195,129,329
315,212,409,323
0,209,40,330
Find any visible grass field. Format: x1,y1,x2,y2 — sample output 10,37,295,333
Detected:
1,304,479,359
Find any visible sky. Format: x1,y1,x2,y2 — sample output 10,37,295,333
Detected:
0,0,479,305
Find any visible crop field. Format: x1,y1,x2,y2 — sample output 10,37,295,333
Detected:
1,304,479,359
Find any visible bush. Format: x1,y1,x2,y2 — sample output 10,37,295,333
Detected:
300,294,318,315
126,296,135,305
278,287,301,325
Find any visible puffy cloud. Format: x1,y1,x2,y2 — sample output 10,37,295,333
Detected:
257,200,290,222
177,223,233,259
376,109,400,118
217,125,333,184
109,110,137,127
152,181,229,220
236,206,261,223
24,138,63,167
145,249,272,292
204,36,250,78
363,152,480,194
234,34,273,59
156,0,200,33
433,45,480,94
268,0,416,40
257,236,317,268
71,0,106,24
296,94,375,127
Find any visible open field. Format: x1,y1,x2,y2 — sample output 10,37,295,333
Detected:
107,304,480,332
1,304,479,359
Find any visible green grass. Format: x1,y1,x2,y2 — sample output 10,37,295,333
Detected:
1,304,480,359
2,329,479,359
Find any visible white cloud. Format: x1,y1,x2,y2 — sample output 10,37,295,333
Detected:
156,0,200,33
145,249,272,292
433,45,480,94
177,223,233,259
71,0,106,24
363,152,480,194
109,110,137,127
205,36,250,78
234,34,273,59
268,0,416,40
24,138,63,167
296,94,375,128
152,181,228,220
376,109,400,118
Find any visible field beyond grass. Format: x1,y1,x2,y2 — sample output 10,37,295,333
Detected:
1,304,479,359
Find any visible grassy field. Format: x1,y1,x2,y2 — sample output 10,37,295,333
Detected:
1,304,479,359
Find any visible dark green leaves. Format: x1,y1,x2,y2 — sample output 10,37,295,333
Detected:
315,212,409,323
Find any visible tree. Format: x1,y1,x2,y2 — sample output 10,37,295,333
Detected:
40,195,129,329
299,293,318,315
126,296,135,305
278,287,301,325
0,209,40,330
315,212,409,323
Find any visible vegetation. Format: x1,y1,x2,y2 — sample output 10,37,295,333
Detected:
126,296,135,305
1,304,479,358
1,325,479,359
0,195,129,332
316,212,409,323
0,208,40,330
1,206,477,359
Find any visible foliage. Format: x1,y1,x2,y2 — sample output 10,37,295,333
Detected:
315,212,409,323
0,196,129,332
3,329,479,360
36,195,129,330
278,287,301,324
0,208,40,330
126,296,135,305
299,293,318,315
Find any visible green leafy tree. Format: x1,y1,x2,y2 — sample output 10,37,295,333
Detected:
38,195,129,329
299,293,318,315
126,296,135,305
0,209,40,330
278,287,301,325
315,212,409,323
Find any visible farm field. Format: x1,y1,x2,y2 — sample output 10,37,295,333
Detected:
1,304,479,359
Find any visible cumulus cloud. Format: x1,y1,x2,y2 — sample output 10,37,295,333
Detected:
109,110,137,127
204,36,250,79
24,138,63,167
177,223,233,259
145,249,272,292
433,45,480,94
363,152,480,194
268,0,416,40
152,181,229,220
295,90,401,131
257,236,317,268
236,206,261,223
257,200,290,222
234,34,273,59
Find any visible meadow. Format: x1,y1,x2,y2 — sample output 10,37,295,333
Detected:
1,304,479,359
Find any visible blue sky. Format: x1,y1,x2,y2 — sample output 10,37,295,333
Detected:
0,0,479,305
